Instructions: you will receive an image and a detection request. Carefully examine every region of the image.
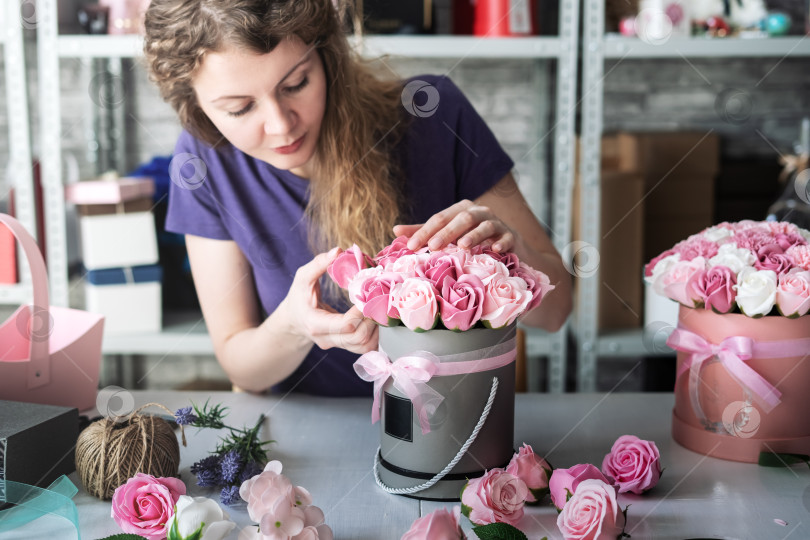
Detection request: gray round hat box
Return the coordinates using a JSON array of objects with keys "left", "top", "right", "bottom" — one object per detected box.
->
[{"left": 375, "top": 324, "right": 516, "bottom": 500}]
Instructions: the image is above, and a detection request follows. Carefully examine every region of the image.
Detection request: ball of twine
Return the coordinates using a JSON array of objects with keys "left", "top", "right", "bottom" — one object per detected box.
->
[{"left": 76, "top": 403, "right": 185, "bottom": 500}]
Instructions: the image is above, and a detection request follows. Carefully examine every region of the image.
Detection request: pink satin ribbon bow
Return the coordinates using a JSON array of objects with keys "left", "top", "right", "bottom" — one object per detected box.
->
[
  {"left": 666, "top": 327, "right": 782, "bottom": 418},
  {"left": 354, "top": 344, "right": 516, "bottom": 435}
]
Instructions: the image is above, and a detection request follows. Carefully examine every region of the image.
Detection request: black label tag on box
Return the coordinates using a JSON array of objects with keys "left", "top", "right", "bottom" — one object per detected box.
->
[{"left": 384, "top": 392, "right": 413, "bottom": 442}]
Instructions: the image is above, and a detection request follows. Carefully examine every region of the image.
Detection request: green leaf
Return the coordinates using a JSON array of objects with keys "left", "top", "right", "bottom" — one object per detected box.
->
[
  {"left": 461, "top": 503, "right": 473, "bottom": 518},
  {"left": 758, "top": 451, "right": 810, "bottom": 469},
  {"left": 97, "top": 535, "right": 148, "bottom": 540},
  {"left": 471, "top": 522, "right": 528, "bottom": 540}
]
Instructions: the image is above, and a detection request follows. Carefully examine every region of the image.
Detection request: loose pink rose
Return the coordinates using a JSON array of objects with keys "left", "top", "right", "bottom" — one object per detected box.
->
[
  {"left": 673, "top": 237, "right": 719, "bottom": 261},
  {"left": 401, "top": 506, "right": 465, "bottom": 540},
  {"left": 348, "top": 269, "right": 403, "bottom": 325},
  {"left": 240, "top": 461, "right": 298, "bottom": 523},
  {"left": 505, "top": 443, "right": 552, "bottom": 503},
  {"left": 660, "top": 257, "right": 706, "bottom": 307},
  {"left": 690, "top": 265, "right": 737, "bottom": 313},
  {"left": 481, "top": 275, "right": 533, "bottom": 329},
  {"left": 549, "top": 464, "right": 613, "bottom": 511},
  {"left": 776, "top": 269, "right": 810, "bottom": 317},
  {"left": 644, "top": 249, "right": 676, "bottom": 277},
  {"left": 423, "top": 251, "right": 463, "bottom": 288},
  {"left": 787, "top": 244, "right": 810, "bottom": 270},
  {"left": 110, "top": 473, "right": 186, "bottom": 539},
  {"left": 462, "top": 254, "right": 510, "bottom": 285},
  {"left": 601, "top": 435, "right": 662, "bottom": 494},
  {"left": 375, "top": 235, "right": 414, "bottom": 269},
  {"left": 438, "top": 274, "right": 485, "bottom": 331},
  {"left": 556, "top": 479, "right": 626, "bottom": 540},
  {"left": 327, "top": 245, "right": 374, "bottom": 288},
  {"left": 389, "top": 277, "right": 439, "bottom": 331},
  {"left": 510, "top": 262, "right": 555, "bottom": 311},
  {"left": 461, "top": 469, "right": 528, "bottom": 527}
]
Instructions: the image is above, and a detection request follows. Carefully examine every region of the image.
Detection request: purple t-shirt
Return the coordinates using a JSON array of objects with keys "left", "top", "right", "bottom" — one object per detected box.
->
[{"left": 166, "top": 75, "right": 514, "bottom": 396}]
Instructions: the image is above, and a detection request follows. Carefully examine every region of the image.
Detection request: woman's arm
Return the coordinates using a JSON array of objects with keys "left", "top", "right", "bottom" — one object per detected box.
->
[
  {"left": 393, "top": 173, "right": 572, "bottom": 331},
  {"left": 186, "top": 235, "right": 378, "bottom": 392}
]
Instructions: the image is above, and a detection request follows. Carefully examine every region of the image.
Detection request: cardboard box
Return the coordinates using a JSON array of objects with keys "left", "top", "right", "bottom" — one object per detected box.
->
[
  {"left": 85, "top": 265, "right": 163, "bottom": 334},
  {"left": 574, "top": 161, "right": 645, "bottom": 330},
  {"left": 65, "top": 176, "right": 154, "bottom": 205},
  {"left": 79, "top": 211, "right": 158, "bottom": 270},
  {"left": 0, "top": 400, "right": 78, "bottom": 492},
  {"left": 75, "top": 196, "right": 153, "bottom": 217}
]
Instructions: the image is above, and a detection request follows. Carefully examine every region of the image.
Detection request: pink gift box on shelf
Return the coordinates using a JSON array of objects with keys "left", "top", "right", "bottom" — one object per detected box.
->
[{"left": 64, "top": 176, "right": 155, "bottom": 205}]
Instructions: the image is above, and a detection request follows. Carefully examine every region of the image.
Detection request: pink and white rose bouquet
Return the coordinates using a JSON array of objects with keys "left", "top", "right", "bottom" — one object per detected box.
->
[
  {"left": 328, "top": 237, "right": 554, "bottom": 331},
  {"left": 645, "top": 221, "right": 810, "bottom": 317}
]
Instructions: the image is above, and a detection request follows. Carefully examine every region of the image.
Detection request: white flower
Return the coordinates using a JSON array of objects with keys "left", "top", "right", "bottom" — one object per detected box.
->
[
  {"left": 735, "top": 267, "right": 777, "bottom": 316},
  {"left": 167, "top": 496, "right": 235, "bottom": 540},
  {"left": 645, "top": 253, "right": 681, "bottom": 294},
  {"left": 388, "top": 253, "right": 430, "bottom": 277},
  {"left": 703, "top": 225, "right": 735, "bottom": 243},
  {"left": 800, "top": 228, "right": 810, "bottom": 243},
  {"left": 708, "top": 243, "right": 756, "bottom": 275}
]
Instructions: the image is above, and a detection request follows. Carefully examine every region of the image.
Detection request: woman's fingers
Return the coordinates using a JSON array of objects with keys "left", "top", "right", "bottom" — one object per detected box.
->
[
  {"left": 393, "top": 223, "right": 423, "bottom": 237},
  {"left": 295, "top": 247, "right": 340, "bottom": 287},
  {"left": 405, "top": 200, "right": 474, "bottom": 250}
]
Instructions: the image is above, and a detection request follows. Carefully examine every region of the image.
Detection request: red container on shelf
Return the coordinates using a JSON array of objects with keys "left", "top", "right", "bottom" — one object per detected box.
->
[{"left": 473, "top": 0, "right": 538, "bottom": 37}]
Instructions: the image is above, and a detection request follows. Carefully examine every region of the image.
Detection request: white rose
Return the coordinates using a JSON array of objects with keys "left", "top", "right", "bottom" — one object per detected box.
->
[
  {"left": 708, "top": 243, "right": 756, "bottom": 275},
  {"left": 645, "top": 253, "right": 681, "bottom": 295},
  {"left": 388, "top": 253, "right": 430, "bottom": 278},
  {"left": 167, "top": 496, "right": 235, "bottom": 540},
  {"left": 735, "top": 267, "right": 777, "bottom": 317},
  {"left": 800, "top": 228, "right": 810, "bottom": 243},
  {"left": 703, "top": 225, "right": 735, "bottom": 243}
]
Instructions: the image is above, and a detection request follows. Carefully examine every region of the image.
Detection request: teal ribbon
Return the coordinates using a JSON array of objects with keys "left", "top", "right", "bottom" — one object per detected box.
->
[{"left": 0, "top": 475, "right": 81, "bottom": 539}]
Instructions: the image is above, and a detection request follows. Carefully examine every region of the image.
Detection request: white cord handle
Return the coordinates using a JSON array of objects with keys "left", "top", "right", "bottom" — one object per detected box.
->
[{"left": 374, "top": 377, "right": 499, "bottom": 495}]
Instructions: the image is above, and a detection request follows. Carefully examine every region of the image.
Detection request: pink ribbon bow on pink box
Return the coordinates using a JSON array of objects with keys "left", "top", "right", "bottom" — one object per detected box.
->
[{"left": 666, "top": 327, "right": 810, "bottom": 424}]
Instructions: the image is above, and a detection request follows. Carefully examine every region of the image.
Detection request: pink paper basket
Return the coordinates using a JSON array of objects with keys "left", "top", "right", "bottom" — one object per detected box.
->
[{"left": 0, "top": 213, "right": 104, "bottom": 411}]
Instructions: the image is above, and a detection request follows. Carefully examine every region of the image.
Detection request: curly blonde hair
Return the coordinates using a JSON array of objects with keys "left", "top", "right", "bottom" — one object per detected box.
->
[{"left": 143, "top": 0, "right": 407, "bottom": 261}]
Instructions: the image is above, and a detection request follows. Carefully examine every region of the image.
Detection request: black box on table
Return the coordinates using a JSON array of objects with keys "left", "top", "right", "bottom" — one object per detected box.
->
[{"left": 0, "top": 400, "right": 78, "bottom": 504}]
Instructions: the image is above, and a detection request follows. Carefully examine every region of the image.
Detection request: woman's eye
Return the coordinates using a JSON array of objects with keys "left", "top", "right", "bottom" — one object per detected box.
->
[
  {"left": 227, "top": 103, "right": 254, "bottom": 118},
  {"left": 284, "top": 76, "right": 309, "bottom": 95}
]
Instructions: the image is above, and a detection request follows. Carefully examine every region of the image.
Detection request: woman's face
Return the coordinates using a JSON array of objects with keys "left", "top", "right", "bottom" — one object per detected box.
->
[{"left": 193, "top": 37, "right": 327, "bottom": 179}]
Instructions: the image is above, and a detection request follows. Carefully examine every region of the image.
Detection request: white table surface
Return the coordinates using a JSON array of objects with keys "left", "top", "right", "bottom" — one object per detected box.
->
[{"left": 5, "top": 391, "right": 809, "bottom": 540}]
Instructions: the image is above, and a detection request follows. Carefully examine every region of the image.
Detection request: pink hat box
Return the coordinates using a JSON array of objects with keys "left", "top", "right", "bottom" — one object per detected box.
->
[{"left": 670, "top": 305, "right": 810, "bottom": 463}]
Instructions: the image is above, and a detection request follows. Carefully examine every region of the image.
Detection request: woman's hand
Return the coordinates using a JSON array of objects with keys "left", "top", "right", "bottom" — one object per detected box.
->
[
  {"left": 282, "top": 248, "right": 378, "bottom": 354},
  {"left": 393, "top": 199, "right": 515, "bottom": 253}
]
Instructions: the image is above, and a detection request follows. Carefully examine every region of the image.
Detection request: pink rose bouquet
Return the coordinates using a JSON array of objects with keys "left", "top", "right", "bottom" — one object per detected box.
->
[
  {"left": 645, "top": 221, "right": 810, "bottom": 317},
  {"left": 601, "top": 435, "right": 662, "bottom": 494},
  {"left": 239, "top": 460, "right": 333, "bottom": 540},
  {"left": 328, "top": 236, "right": 554, "bottom": 331},
  {"left": 110, "top": 473, "right": 186, "bottom": 539}
]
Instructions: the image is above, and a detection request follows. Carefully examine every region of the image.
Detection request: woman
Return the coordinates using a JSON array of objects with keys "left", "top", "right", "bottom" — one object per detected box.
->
[{"left": 143, "top": 0, "right": 572, "bottom": 395}]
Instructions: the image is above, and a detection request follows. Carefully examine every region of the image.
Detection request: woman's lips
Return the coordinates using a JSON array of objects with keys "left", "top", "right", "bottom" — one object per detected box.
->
[{"left": 273, "top": 134, "right": 305, "bottom": 155}]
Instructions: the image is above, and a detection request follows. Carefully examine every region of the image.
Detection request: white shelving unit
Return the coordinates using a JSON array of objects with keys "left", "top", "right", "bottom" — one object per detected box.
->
[
  {"left": 36, "top": 1, "right": 579, "bottom": 392},
  {"left": 577, "top": 5, "right": 810, "bottom": 390},
  {"left": 0, "top": 0, "right": 36, "bottom": 306}
]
